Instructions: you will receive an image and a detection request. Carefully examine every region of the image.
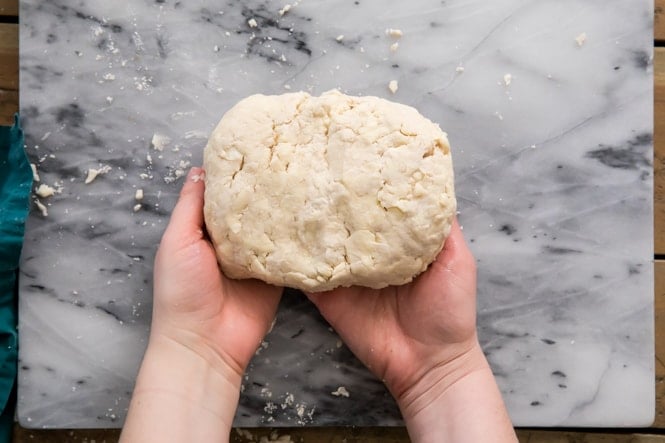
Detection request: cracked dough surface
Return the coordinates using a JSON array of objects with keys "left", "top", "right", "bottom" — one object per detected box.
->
[{"left": 203, "top": 90, "right": 456, "bottom": 292}]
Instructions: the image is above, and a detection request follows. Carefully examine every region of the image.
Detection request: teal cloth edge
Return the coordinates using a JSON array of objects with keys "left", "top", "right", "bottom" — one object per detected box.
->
[{"left": 0, "top": 114, "right": 31, "bottom": 441}]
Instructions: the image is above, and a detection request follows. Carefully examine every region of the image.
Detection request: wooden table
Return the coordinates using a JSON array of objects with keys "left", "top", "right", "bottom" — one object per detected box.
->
[{"left": 1, "top": 0, "right": 663, "bottom": 440}]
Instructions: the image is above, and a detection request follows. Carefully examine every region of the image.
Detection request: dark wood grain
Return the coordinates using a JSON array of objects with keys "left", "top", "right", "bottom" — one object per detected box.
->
[
  {"left": 0, "top": 0, "right": 17, "bottom": 17},
  {"left": 656, "top": 48, "right": 665, "bottom": 254},
  {"left": 0, "top": 23, "right": 18, "bottom": 126},
  {"left": 657, "top": 0, "right": 665, "bottom": 42}
]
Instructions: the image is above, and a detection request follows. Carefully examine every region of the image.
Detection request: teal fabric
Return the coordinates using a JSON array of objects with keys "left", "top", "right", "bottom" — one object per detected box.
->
[{"left": 0, "top": 115, "right": 31, "bottom": 442}]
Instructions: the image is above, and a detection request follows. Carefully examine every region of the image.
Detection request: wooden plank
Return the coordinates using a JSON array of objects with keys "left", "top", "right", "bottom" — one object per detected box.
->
[
  {"left": 11, "top": 426, "right": 665, "bottom": 442},
  {"left": 656, "top": 48, "right": 665, "bottom": 254},
  {"left": 0, "top": 22, "right": 17, "bottom": 126},
  {"left": 0, "top": 0, "right": 17, "bottom": 17},
  {"left": 657, "top": 0, "right": 665, "bottom": 42}
]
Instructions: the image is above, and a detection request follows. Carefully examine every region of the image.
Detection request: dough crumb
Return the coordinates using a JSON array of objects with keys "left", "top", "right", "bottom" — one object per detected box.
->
[
  {"left": 85, "top": 165, "right": 112, "bottom": 184},
  {"left": 388, "top": 79, "right": 399, "bottom": 94},
  {"left": 455, "top": 65, "right": 465, "bottom": 73},
  {"left": 503, "top": 73, "right": 512, "bottom": 86},
  {"left": 35, "top": 199, "right": 48, "bottom": 217},
  {"left": 102, "top": 73, "right": 115, "bottom": 81},
  {"left": 575, "top": 32, "right": 587, "bottom": 47},
  {"left": 35, "top": 184, "right": 56, "bottom": 198},
  {"left": 30, "top": 163, "right": 40, "bottom": 182},
  {"left": 278, "top": 4, "right": 291, "bottom": 16},
  {"left": 151, "top": 133, "right": 171, "bottom": 151},
  {"left": 135, "top": 189, "right": 144, "bottom": 200},
  {"left": 248, "top": 18, "right": 258, "bottom": 28},
  {"left": 191, "top": 172, "right": 205, "bottom": 183},
  {"left": 133, "top": 203, "right": 142, "bottom": 212},
  {"left": 389, "top": 42, "right": 399, "bottom": 52},
  {"left": 331, "top": 386, "right": 350, "bottom": 397},
  {"left": 386, "top": 28, "right": 403, "bottom": 38},
  {"left": 336, "top": 34, "right": 344, "bottom": 42}
]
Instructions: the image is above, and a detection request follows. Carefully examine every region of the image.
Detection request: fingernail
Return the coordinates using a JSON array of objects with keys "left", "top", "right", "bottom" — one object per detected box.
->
[{"left": 188, "top": 167, "right": 205, "bottom": 182}]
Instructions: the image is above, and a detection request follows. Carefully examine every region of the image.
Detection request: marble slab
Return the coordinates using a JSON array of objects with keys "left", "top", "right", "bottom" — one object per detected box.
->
[{"left": 17, "top": 0, "right": 654, "bottom": 428}]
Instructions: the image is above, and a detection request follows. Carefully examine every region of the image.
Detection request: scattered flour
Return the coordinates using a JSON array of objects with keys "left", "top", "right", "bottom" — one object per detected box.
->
[
  {"left": 85, "top": 165, "right": 112, "bottom": 184},
  {"left": 331, "top": 386, "right": 350, "bottom": 398},
  {"left": 35, "top": 184, "right": 56, "bottom": 198}
]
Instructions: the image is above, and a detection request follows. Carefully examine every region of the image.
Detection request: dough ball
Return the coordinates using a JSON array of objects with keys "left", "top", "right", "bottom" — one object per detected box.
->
[{"left": 203, "top": 89, "right": 456, "bottom": 292}]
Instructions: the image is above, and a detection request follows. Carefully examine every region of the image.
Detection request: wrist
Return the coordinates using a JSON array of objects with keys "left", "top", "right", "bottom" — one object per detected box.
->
[
  {"left": 396, "top": 340, "right": 488, "bottom": 421},
  {"left": 127, "top": 334, "right": 242, "bottom": 435},
  {"left": 396, "top": 342, "right": 517, "bottom": 443}
]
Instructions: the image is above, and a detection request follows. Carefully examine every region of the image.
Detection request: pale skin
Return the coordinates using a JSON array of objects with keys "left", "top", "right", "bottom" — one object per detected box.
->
[{"left": 120, "top": 167, "right": 517, "bottom": 443}]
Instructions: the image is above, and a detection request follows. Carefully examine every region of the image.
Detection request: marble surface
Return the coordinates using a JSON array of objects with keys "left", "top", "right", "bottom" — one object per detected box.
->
[{"left": 17, "top": 0, "right": 653, "bottom": 428}]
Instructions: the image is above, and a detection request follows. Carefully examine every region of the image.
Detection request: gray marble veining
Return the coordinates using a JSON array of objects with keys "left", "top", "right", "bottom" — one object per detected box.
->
[{"left": 17, "top": 0, "right": 653, "bottom": 428}]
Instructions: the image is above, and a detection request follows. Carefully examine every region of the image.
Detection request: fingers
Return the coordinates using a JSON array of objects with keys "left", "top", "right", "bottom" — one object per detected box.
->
[
  {"left": 162, "top": 167, "right": 207, "bottom": 248},
  {"left": 437, "top": 218, "right": 475, "bottom": 269}
]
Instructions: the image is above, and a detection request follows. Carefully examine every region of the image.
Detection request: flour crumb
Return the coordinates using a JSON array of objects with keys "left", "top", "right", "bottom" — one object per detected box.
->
[
  {"left": 191, "top": 172, "right": 205, "bottom": 183},
  {"left": 278, "top": 4, "right": 292, "bottom": 16},
  {"left": 331, "top": 386, "right": 350, "bottom": 397},
  {"left": 30, "top": 163, "right": 40, "bottom": 182},
  {"left": 151, "top": 133, "right": 171, "bottom": 151},
  {"left": 102, "top": 73, "right": 116, "bottom": 81},
  {"left": 248, "top": 18, "right": 258, "bottom": 28},
  {"left": 106, "top": 96, "right": 114, "bottom": 104},
  {"left": 575, "top": 32, "right": 587, "bottom": 47},
  {"left": 388, "top": 79, "right": 399, "bottom": 94},
  {"left": 135, "top": 189, "right": 144, "bottom": 200},
  {"left": 389, "top": 42, "right": 399, "bottom": 52},
  {"left": 503, "top": 73, "right": 512, "bottom": 86},
  {"left": 85, "top": 165, "right": 112, "bottom": 184},
  {"left": 336, "top": 34, "right": 344, "bottom": 42},
  {"left": 35, "top": 184, "right": 56, "bottom": 198},
  {"left": 455, "top": 65, "right": 465, "bottom": 73},
  {"left": 35, "top": 199, "right": 48, "bottom": 217},
  {"left": 133, "top": 204, "right": 142, "bottom": 212},
  {"left": 386, "top": 28, "right": 403, "bottom": 39}
]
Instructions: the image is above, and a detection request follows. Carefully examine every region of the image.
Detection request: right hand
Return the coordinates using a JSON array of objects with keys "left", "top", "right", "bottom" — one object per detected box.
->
[{"left": 306, "top": 219, "right": 485, "bottom": 415}]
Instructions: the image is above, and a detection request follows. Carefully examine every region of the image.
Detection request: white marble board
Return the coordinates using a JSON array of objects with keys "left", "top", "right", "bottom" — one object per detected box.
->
[{"left": 17, "top": 0, "right": 654, "bottom": 428}]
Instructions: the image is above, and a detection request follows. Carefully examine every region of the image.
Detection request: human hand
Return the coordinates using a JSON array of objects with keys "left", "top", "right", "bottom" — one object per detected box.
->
[
  {"left": 151, "top": 166, "right": 283, "bottom": 378},
  {"left": 122, "top": 167, "right": 283, "bottom": 443},
  {"left": 307, "top": 220, "right": 516, "bottom": 441},
  {"left": 306, "top": 220, "right": 479, "bottom": 403}
]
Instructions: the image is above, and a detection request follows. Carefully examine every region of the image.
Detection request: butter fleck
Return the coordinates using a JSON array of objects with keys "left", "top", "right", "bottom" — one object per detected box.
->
[
  {"left": 386, "top": 28, "right": 403, "bottom": 38},
  {"left": 30, "top": 163, "right": 40, "bottom": 182},
  {"left": 35, "top": 184, "right": 56, "bottom": 198},
  {"left": 85, "top": 165, "right": 112, "bottom": 184},
  {"left": 278, "top": 4, "right": 292, "bottom": 16},
  {"left": 35, "top": 199, "right": 48, "bottom": 217},
  {"left": 331, "top": 386, "right": 350, "bottom": 398},
  {"left": 151, "top": 133, "right": 171, "bottom": 151},
  {"left": 575, "top": 32, "right": 587, "bottom": 47}
]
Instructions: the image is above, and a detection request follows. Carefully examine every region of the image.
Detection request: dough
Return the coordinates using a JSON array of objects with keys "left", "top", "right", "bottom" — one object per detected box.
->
[{"left": 203, "top": 89, "right": 456, "bottom": 292}]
